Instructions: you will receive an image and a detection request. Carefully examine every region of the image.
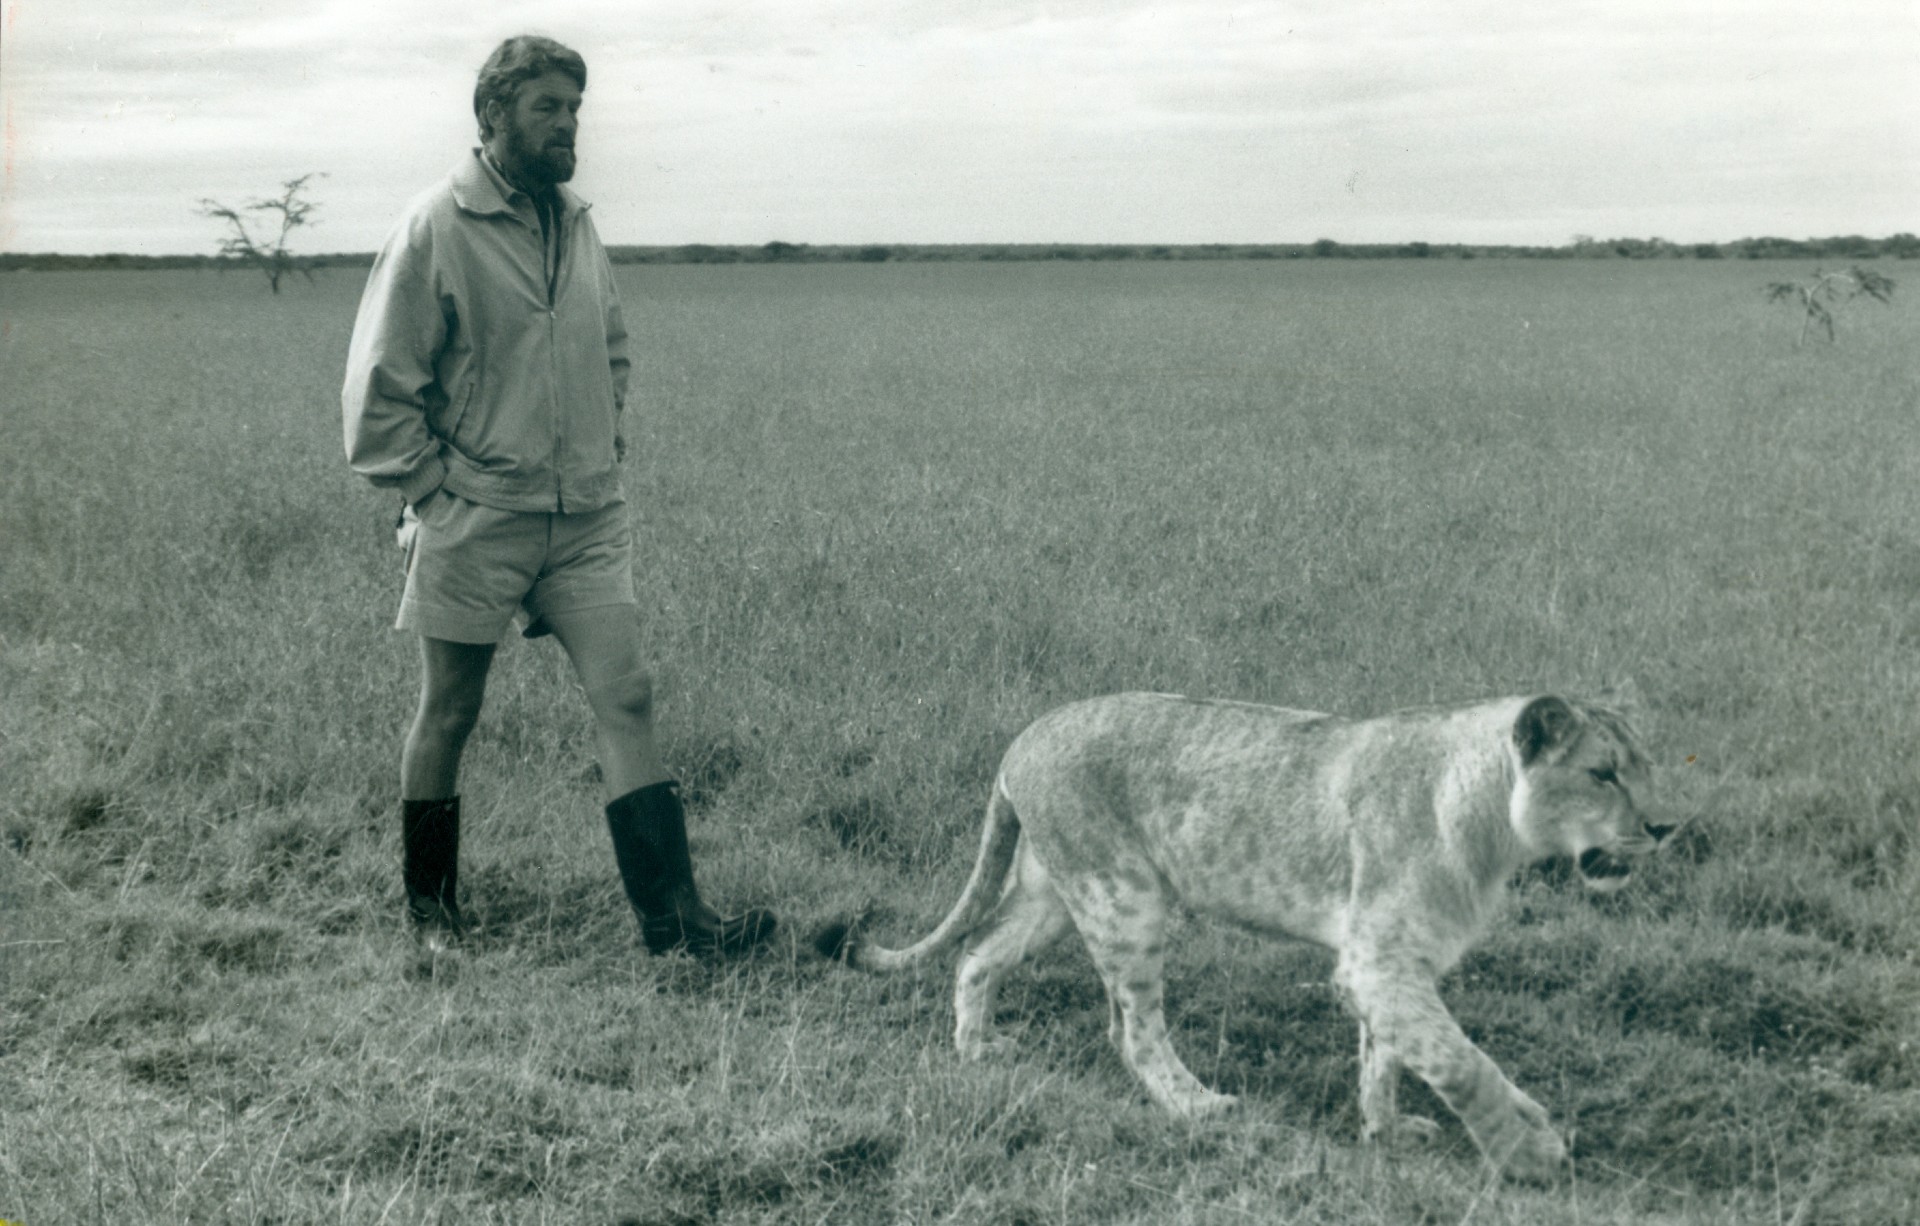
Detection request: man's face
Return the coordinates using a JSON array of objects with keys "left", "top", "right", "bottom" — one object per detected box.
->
[{"left": 492, "top": 70, "right": 582, "bottom": 188}]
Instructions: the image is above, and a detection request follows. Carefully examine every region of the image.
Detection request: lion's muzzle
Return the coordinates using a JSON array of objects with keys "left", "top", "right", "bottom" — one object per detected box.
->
[
  {"left": 1576, "top": 847, "right": 1633, "bottom": 889},
  {"left": 1576, "top": 822, "right": 1677, "bottom": 890}
]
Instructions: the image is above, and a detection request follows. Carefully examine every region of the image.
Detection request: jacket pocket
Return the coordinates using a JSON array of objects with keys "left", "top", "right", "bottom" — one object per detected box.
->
[{"left": 445, "top": 378, "right": 478, "bottom": 444}]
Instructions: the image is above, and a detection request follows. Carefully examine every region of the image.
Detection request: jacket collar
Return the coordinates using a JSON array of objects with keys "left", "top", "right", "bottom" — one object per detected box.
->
[{"left": 450, "top": 148, "right": 589, "bottom": 221}]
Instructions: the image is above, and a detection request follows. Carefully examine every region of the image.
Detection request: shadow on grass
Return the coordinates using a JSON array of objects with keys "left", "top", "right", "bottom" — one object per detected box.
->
[{"left": 632, "top": 1132, "right": 903, "bottom": 1223}]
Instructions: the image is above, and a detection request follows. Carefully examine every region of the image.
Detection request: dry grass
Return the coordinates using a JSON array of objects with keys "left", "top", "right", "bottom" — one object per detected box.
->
[{"left": 2, "top": 258, "right": 1917, "bottom": 1224}]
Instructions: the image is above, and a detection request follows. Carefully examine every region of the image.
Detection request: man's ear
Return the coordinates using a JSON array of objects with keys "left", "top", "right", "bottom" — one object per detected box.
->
[
  {"left": 481, "top": 97, "right": 508, "bottom": 140},
  {"left": 1514, "top": 696, "right": 1578, "bottom": 766}
]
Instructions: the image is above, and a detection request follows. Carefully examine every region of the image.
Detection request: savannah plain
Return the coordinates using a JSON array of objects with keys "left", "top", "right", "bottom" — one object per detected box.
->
[{"left": 2, "top": 257, "right": 1917, "bottom": 1224}]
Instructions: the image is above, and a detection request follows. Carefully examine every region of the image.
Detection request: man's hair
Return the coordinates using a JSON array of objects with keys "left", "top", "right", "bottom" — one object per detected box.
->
[{"left": 473, "top": 36, "right": 587, "bottom": 140}]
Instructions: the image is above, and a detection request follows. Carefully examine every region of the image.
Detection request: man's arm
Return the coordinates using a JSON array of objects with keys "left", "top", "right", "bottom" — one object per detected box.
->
[
  {"left": 342, "top": 218, "right": 452, "bottom": 506},
  {"left": 603, "top": 250, "right": 632, "bottom": 462}
]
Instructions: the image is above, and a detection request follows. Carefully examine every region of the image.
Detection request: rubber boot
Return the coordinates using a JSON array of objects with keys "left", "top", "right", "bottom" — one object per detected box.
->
[
  {"left": 402, "top": 796, "right": 463, "bottom": 951},
  {"left": 605, "top": 781, "right": 776, "bottom": 957}
]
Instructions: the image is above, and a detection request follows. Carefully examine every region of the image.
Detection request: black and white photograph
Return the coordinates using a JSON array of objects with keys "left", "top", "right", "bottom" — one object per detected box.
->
[{"left": 1, "top": 2, "right": 1915, "bottom": 1221}]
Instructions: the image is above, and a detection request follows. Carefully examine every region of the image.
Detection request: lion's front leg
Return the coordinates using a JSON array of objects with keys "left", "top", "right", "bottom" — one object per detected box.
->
[
  {"left": 1357, "top": 1020, "right": 1439, "bottom": 1147},
  {"left": 1337, "top": 953, "right": 1566, "bottom": 1183}
]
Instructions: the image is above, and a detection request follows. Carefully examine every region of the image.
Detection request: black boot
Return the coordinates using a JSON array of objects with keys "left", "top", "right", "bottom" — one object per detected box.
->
[
  {"left": 402, "top": 796, "right": 463, "bottom": 950},
  {"left": 605, "top": 781, "right": 776, "bottom": 957}
]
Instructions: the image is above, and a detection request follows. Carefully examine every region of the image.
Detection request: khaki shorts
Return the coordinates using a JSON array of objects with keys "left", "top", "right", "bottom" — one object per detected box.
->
[{"left": 396, "top": 489, "right": 638, "bottom": 644}]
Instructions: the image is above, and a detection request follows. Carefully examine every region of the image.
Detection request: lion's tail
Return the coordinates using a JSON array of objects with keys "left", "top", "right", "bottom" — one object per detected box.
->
[{"left": 813, "top": 777, "right": 1022, "bottom": 973}]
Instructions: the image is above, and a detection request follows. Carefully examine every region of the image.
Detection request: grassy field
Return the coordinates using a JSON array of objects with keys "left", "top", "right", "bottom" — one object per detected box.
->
[{"left": 2, "top": 257, "right": 1918, "bottom": 1224}]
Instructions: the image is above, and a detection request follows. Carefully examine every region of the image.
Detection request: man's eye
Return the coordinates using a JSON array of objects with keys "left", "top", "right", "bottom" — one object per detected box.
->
[{"left": 1590, "top": 766, "right": 1618, "bottom": 785}]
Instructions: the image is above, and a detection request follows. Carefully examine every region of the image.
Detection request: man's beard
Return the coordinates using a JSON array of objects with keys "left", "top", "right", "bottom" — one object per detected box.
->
[{"left": 501, "top": 121, "right": 576, "bottom": 189}]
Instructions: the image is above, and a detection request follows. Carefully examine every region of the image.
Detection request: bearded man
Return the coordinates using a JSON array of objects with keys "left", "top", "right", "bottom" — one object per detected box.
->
[{"left": 342, "top": 35, "right": 776, "bottom": 961}]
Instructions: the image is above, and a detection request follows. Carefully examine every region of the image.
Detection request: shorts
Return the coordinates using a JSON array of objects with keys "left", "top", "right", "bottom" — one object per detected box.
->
[{"left": 395, "top": 488, "right": 638, "bottom": 644}]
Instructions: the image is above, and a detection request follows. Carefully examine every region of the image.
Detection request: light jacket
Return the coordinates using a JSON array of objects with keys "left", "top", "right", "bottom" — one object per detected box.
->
[{"left": 342, "top": 151, "right": 631, "bottom": 513}]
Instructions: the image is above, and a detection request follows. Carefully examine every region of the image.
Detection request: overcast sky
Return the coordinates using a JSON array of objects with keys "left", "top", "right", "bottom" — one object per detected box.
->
[{"left": 2, "top": 0, "right": 1914, "bottom": 255}]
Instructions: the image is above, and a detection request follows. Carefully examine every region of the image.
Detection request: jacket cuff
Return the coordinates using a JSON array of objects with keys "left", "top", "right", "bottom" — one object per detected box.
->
[{"left": 395, "top": 453, "right": 449, "bottom": 507}]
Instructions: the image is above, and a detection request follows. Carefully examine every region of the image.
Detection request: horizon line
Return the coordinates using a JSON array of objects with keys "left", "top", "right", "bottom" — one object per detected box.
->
[{"left": 6, "top": 232, "right": 1918, "bottom": 262}]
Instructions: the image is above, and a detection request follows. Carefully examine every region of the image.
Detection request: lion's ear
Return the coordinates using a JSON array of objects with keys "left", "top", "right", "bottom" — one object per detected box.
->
[
  {"left": 1514, "top": 696, "right": 1578, "bottom": 765},
  {"left": 1593, "top": 678, "right": 1644, "bottom": 714}
]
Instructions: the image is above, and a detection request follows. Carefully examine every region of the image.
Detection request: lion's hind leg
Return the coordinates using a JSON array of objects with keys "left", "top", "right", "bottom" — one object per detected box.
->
[
  {"left": 1057, "top": 867, "right": 1237, "bottom": 1120},
  {"left": 953, "top": 837, "right": 1073, "bottom": 1060}
]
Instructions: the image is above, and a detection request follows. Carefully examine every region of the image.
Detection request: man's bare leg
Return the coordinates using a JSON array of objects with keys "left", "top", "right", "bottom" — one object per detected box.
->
[
  {"left": 542, "top": 605, "right": 774, "bottom": 956},
  {"left": 399, "top": 636, "right": 495, "bottom": 949},
  {"left": 403, "top": 637, "right": 496, "bottom": 799},
  {"left": 538, "top": 605, "right": 662, "bottom": 801}
]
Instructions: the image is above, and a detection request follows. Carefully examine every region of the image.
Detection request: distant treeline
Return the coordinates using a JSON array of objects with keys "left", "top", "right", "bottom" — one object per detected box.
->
[
  {"left": 4, "top": 233, "right": 1916, "bottom": 272},
  {"left": 0, "top": 252, "right": 379, "bottom": 273},
  {"left": 614, "top": 234, "right": 1920, "bottom": 264}
]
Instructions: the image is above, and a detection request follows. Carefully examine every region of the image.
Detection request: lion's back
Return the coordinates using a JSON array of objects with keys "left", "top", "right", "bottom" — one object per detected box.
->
[
  {"left": 994, "top": 692, "right": 1359, "bottom": 939},
  {"left": 1012, "top": 684, "right": 1334, "bottom": 751}
]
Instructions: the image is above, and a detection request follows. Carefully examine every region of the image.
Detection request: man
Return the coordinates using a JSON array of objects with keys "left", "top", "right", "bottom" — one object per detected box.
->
[{"left": 342, "top": 35, "right": 775, "bottom": 960}]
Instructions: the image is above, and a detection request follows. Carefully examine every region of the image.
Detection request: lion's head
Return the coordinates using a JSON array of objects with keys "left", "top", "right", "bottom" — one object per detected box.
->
[{"left": 1508, "top": 695, "right": 1677, "bottom": 892}]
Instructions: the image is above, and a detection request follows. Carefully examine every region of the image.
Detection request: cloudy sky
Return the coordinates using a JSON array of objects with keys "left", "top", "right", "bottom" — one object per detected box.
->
[{"left": 1, "top": 0, "right": 1914, "bottom": 255}]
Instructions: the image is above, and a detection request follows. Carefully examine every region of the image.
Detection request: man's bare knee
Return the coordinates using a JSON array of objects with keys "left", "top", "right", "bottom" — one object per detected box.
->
[
  {"left": 415, "top": 691, "right": 484, "bottom": 745},
  {"left": 586, "top": 668, "right": 654, "bottom": 726},
  {"left": 418, "top": 640, "right": 494, "bottom": 726}
]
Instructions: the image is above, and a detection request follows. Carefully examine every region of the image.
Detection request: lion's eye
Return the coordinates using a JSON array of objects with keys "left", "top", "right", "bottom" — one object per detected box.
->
[{"left": 1590, "top": 766, "right": 1618, "bottom": 785}]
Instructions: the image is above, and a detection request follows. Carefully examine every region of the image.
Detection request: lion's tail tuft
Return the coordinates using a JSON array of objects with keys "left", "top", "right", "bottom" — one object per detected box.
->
[
  {"left": 810, "top": 917, "right": 861, "bottom": 964},
  {"left": 817, "top": 777, "right": 1022, "bottom": 975}
]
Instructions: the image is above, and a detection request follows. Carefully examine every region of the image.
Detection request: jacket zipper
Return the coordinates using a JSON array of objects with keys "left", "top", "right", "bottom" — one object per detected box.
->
[{"left": 546, "top": 206, "right": 565, "bottom": 510}]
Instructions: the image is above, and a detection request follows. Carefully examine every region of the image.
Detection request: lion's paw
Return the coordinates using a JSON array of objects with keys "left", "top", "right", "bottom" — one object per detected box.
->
[
  {"left": 1372, "top": 1114, "right": 1442, "bottom": 1147},
  {"left": 1496, "top": 1126, "right": 1569, "bottom": 1185},
  {"left": 1178, "top": 1091, "right": 1241, "bottom": 1120},
  {"left": 958, "top": 1035, "right": 1020, "bottom": 1062}
]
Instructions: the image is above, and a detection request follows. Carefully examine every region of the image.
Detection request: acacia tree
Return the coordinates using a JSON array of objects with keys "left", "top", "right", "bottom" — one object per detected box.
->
[
  {"left": 198, "top": 173, "right": 324, "bottom": 293},
  {"left": 1766, "top": 265, "right": 1896, "bottom": 345}
]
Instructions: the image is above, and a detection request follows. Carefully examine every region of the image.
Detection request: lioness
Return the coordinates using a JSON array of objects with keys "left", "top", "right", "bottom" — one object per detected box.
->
[{"left": 818, "top": 691, "right": 1675, "bottom": 1183}]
